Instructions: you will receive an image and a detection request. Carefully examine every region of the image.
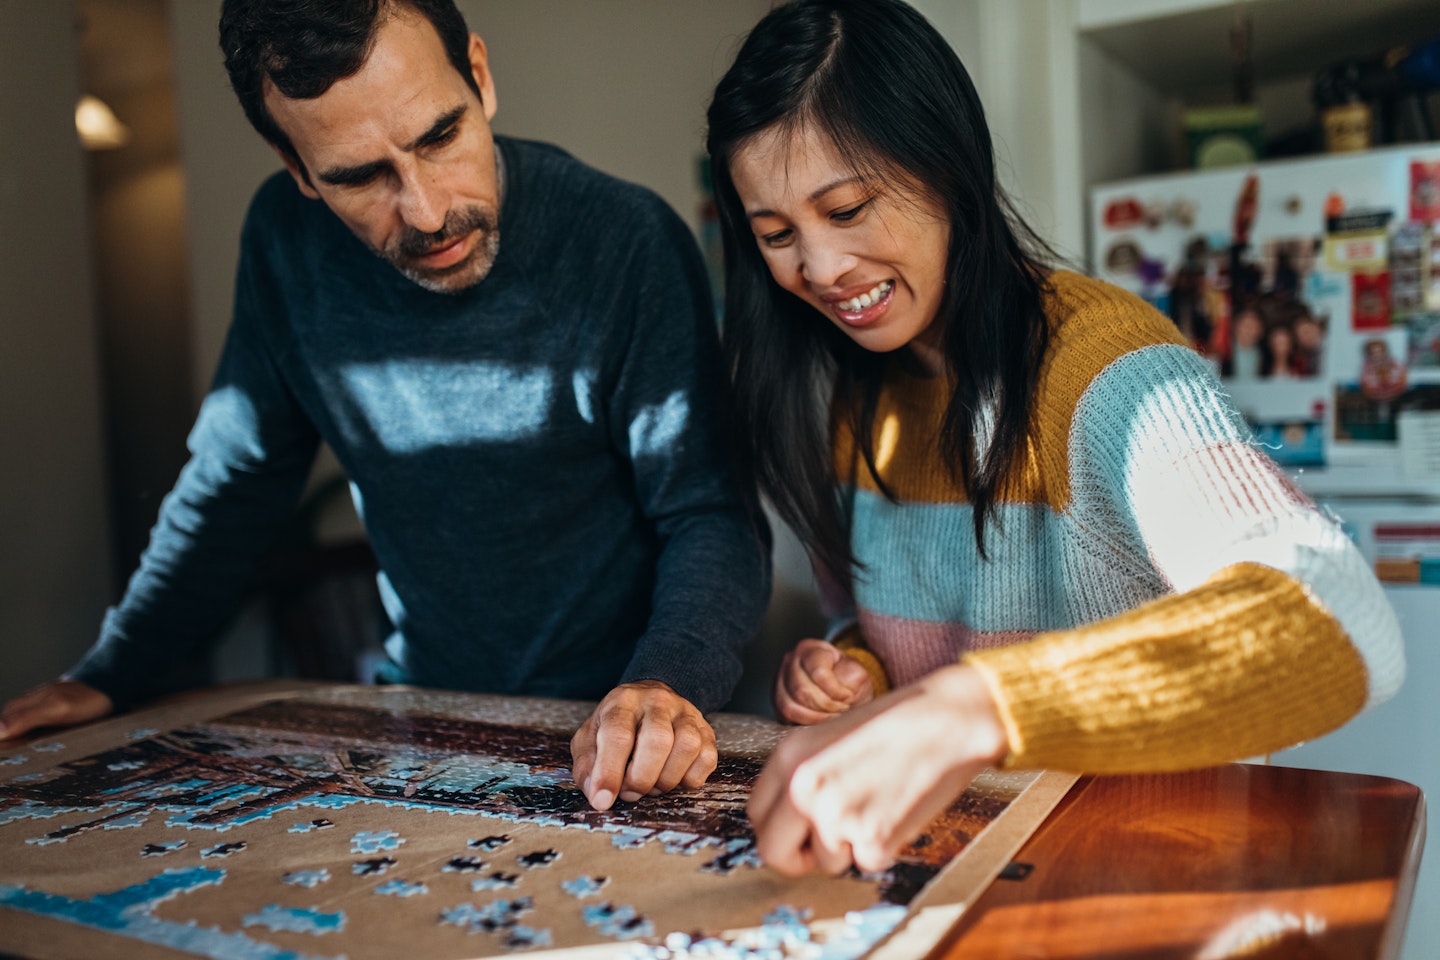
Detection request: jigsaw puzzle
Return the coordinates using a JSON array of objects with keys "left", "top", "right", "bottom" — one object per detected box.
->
[{"left": 0, "top": 684, "right": 1075, "bottom": 959}]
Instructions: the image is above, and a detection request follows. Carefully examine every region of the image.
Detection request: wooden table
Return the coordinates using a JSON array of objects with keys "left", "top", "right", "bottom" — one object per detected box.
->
[
  {"left": 0, "top": 687, "right": 1424, "bottom": 960},
  {"left": 939, "top": 763, "right": 1426, "bottom": 960}
]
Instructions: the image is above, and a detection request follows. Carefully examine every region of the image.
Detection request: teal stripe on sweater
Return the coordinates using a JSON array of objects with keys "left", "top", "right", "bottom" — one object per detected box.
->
[
  {"left": 850, "top": 490, "right": 1076, "bottom": 629},
  {"left": 849, "top": 343, "right": 1242, "bottom": 631}
]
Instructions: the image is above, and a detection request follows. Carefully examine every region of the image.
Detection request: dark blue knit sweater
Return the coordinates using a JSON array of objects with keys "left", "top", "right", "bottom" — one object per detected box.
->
[{"left": 71, "top": 137, "right": 770, "bottom": 713}]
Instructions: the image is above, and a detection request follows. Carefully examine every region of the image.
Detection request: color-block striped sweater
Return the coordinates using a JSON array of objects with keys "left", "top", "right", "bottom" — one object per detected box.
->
[{"left": 829, "top": 270, "right": 1404, "bottom": 773}]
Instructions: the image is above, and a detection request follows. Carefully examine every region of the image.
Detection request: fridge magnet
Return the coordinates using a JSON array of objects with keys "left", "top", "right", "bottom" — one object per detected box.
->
[
  {"left": 1391, "top": 222, "right": 1427, "bottom": 315},
  {"left": 1351, "top": 271, "right": 1392, "bottom": 330},
  {"left": 1334, "top": 329, "right": 1413, "bottom": 444},
  {"left": 1102, "top": 197, "right": 1144, "bottom": 230},
  {"left": 1249, "top": 418, "right": 1325, "bottom": 467},
  {"left": 1103, "top": 238, "right": 1143, "bottom": 275},
  {"left": 1428, "top": 229, "right": 1440, "bottom": 310},
  {"left": 1360, "top": 333, "right": 1408, "bottom": 401},
  {"left": 1168, "top": 198, "right": 1196, "bottom": 228},
  {"left": 1411, "top": 160, "right": 1440, "bottom": 223},
  {"left": 1323, "top": 209, "right": 1391, "bottom": 272},
  {"left": 1143, "top": 200, "right": 1165, "bottom": 229},
  {"left": 1406, "top": 313, "right": 1440, "bottom": 369}
]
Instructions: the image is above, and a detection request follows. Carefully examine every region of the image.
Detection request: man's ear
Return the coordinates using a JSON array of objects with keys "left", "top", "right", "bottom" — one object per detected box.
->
[
  {"left": 272, "top": 144, "right": 321, "bottom": 200},
  {"left": 468, "top": 33, "right": 498, "bottom": 122}
]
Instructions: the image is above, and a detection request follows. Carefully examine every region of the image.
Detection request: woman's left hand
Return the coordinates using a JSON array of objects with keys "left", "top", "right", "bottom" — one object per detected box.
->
[{"left": 746, "top": 663, "right": 1011, "bottom": 876}]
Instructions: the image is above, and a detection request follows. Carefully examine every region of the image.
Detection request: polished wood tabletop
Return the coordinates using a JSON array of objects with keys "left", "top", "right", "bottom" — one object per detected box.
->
[{"left": 938, "top": 763, "right": 1426, "bottom": 960}]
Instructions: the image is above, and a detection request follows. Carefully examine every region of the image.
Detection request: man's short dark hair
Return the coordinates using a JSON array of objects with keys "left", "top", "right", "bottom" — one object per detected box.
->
[{"left": 219, "top": 0, "right": 481, "bottom": 175}]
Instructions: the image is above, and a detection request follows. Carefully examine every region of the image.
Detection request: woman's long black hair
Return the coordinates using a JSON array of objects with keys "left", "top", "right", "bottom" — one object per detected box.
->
[{"left": 706, "top": 0, "right": 1055, "bottom": 579}]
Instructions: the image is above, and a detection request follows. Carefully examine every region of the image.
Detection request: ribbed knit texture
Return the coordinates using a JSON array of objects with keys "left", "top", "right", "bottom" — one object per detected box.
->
[{"left": 830, "top": 271, "right": 1403, "bottom": 772}]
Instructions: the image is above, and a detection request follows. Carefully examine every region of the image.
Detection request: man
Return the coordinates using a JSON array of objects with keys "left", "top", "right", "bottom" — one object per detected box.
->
[{"left": 0, "top": 0, "right": 770, "bottom": 812}]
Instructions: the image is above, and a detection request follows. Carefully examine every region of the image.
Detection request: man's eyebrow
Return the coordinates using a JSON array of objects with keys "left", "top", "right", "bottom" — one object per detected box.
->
[
  {"left": 745, "top": 176, "right": 864, "bottom": 220},
  {"left": 318, "top": 158, "right": 388, "bottom": 187},
  {"left": 405, "top": 104, "right": 466, "bottom": 151},
  {"left": 317, "top": 105, "right": 468, "bottom": 187}
]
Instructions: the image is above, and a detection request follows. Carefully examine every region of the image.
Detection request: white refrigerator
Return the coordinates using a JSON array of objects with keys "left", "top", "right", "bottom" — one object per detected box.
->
[{"left": 1092, "top": 144, "right": 1440, "bottom": 960}]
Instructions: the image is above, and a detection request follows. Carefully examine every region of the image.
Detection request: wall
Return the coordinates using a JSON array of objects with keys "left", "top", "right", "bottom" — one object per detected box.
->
[
  {"left": 0, "top": 1, "right": 115, "bottom": 701},
  {"left": 80, "top": 0, "right": 197, "bottom": 579}
]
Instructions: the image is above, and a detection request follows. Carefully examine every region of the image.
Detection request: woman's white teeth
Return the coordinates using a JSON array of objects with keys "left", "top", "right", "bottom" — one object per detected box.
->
[{"left": 840, "top": 280, "right": 892, "bottom": 312}]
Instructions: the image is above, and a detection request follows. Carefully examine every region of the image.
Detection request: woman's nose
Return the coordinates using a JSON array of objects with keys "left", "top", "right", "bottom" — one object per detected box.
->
[{"left": 799, "top": 239, "right": 858, "bottom": 287}]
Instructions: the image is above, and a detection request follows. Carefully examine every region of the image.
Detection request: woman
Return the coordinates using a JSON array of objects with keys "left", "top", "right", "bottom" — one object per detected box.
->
[{"left": 706, "top": 0, "right": 1403, "bottom": 877}]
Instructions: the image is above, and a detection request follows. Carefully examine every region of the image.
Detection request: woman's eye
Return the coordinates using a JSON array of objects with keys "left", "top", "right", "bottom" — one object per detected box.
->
[
  {"left": 832, "top": 201, "right": 869, "bottom": 222},
  {"left": 760, "top": 229, "right": 793, "bottom": 247}
]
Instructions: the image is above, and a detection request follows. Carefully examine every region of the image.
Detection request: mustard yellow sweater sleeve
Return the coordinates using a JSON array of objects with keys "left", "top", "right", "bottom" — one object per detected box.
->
[{"left": 965, "top": 562, "right": 1367, "bottom": 772}]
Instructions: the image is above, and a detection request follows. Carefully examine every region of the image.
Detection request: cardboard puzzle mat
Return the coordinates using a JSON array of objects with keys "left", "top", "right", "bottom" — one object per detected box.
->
[{"left": 0, "top": 684, "right": 1076, "bottom": 959}]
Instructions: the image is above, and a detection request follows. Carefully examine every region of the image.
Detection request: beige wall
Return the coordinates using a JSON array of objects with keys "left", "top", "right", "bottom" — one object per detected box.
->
[{"left": 0, "top": 2, "right": 115, "bottom": 701}]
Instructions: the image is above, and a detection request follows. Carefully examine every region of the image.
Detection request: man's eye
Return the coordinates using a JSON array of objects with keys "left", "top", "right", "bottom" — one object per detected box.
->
[{"left": 421, "top": 126, "right": 461, "bottom": 151}]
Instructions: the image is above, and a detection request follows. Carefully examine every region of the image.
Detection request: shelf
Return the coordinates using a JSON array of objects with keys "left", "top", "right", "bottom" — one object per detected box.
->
[{"left": 1079, "top": 0, "right": 1440, "bottom": 99}]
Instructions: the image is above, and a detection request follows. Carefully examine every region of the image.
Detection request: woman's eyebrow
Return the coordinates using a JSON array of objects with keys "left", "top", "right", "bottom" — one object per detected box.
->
[{"left": 746, "top": 176, "right": 865, "bottom": 220}]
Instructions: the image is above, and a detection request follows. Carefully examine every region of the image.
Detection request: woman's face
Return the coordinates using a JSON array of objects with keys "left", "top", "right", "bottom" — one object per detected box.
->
[
  {"left": 1235, "top": 310, "right": 1263, "bottom": 348},
  {"left": 727, "top": 122, "right": 951, "bottom": 366}
]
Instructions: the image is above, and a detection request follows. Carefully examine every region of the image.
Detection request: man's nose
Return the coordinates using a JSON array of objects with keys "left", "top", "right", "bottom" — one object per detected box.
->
[{"left": 398, "top": 173, "right": 448, "bottom": 235}]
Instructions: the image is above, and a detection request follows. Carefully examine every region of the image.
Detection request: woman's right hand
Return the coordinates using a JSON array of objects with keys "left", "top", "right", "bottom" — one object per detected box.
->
[
  {"left": 749, "top": 663, "right": 1009, "bottom": 876},
  {"left": 0, "top": 680, "right": 113, "bottom": 740},
  {"left": 774, "top": 638, "right": 874, "bottom": 724}
]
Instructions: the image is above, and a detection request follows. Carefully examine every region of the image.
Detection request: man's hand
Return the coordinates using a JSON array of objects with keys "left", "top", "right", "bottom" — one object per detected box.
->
[
  {"left": 0, "top": 680, "right": 113, "bottom": 741},
  {"left": 774, "top": 638, "right": 874, "bottom": 725},
  {"left": 747, "top": 663, "right": 1009, "bottom": 877},
  {"left": 570, "top": 680, "right": 717, "bottom": 811}
]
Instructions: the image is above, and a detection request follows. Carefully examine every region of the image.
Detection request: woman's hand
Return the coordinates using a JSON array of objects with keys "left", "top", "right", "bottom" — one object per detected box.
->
[
  {"left": 748, "top": 663, "right": 1009, "bottom": 876},
  {"left": 774, "top": 638, "right": 875, "bottom": 724}
]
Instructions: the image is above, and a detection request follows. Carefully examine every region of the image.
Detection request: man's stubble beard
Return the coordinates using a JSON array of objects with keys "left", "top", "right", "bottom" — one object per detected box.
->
[{"left": 381, "top": 204, "right": 501, "bottom": 294}]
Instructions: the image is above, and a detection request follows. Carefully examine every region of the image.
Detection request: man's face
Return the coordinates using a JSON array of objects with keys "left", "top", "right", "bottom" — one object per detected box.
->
[{"left": 265, "top": 11, "right": 502, "bottom": 293}]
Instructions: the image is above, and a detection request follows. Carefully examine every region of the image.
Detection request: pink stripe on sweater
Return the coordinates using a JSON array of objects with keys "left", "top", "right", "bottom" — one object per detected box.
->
[{"left": 857, "top": 610, "right": 1034, "bottom": 687}]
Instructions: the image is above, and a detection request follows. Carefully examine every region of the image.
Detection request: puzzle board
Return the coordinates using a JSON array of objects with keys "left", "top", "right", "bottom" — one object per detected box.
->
[{"left": 0, "top": 683, "right": 1076, "bottom": 960}]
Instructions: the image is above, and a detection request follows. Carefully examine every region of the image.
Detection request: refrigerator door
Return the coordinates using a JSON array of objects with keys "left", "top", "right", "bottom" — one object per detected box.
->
[
  {"left": 1090, "top": 144, "right": 1440, "bottom": 491},
  {"left": 1093, "top": 151, "right": 1440, "bottom": 960}
]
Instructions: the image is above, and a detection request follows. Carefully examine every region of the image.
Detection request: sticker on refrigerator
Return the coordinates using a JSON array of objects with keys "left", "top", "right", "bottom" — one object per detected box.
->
[
  {"left": 1411, "top": 160, "right": 1440, "bottom": 223},
  {"left": 1324, "top": 209, "right": 1392, "bottom": 272},
  {"left": 1351, "top": 271, "right": 1392, "bottom": 330}
]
